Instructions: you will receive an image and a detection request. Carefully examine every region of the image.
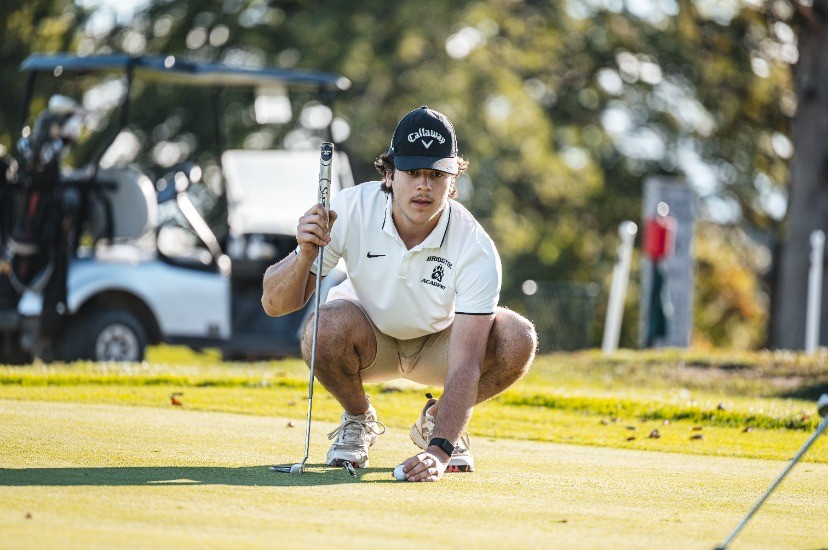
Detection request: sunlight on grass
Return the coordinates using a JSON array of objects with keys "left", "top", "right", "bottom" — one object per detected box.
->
[{"left": 1, "top": 346, "right": 826, "bottom": 462}]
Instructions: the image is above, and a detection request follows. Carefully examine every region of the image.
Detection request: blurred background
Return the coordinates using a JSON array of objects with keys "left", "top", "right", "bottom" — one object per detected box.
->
[{"left": 1, "top": 0, "right": 825, "bottom": 352}]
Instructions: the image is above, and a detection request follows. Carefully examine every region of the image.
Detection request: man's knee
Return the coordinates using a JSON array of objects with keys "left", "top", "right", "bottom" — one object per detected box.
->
[
  {"left": 488, "top": 307, "right": 537, "bottom": 373},
  {"left": 300, "top": 300, "right": 376, "bottom": 368}
]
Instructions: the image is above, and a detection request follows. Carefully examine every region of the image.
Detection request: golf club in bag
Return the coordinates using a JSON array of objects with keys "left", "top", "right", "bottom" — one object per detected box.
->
[
  {"left": 714, "top": 393, "right": 828, "bottom": 549},
  {"left": 1, "top": 96, "right": 86, "bottom": 342},
  {"left": 271, "top": 142, "right": 334, "bottom": 476}
]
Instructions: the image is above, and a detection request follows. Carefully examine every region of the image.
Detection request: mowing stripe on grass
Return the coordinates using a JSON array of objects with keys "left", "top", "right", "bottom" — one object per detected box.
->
[{"left": 2, "top": 399, "right": 827, "bottom": 549}]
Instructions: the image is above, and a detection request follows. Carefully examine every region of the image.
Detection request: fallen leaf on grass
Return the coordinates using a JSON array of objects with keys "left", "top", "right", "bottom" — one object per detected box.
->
[
  {"left": 648, "top": 430, "right": 661, "bottom": 439},
  {"left": 690, "top": 434, "right": 704, "bottom": 441},
  {"left": 170, "top": 393, "right": 183, "bottom": 406}
]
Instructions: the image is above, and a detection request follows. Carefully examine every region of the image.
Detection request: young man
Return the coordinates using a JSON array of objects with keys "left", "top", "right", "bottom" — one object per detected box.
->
[{"left": 262, "top": 106, "right": 536, "bottom": 482}]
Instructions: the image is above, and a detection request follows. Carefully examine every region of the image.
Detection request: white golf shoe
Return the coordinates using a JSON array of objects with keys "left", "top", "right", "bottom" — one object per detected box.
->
[
  {"left": 326, "top": 401, "right": 386, "bottom": 468},
  {"left": 409, "top": 393, "right": 474, "bottom": 472}
]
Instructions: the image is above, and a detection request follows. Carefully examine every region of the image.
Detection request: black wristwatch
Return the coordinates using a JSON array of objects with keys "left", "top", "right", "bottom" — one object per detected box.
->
[{"left": 428, "top": 437, "right": 455, "bottom": 457}]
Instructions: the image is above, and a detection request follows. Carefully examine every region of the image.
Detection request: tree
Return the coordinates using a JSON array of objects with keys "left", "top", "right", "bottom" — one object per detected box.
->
[
  {"left": 1, "top": 0, "right": 806, "bottom": 350},
  {"left": 0, "top": 2, "right": 92, "bottom": 149},
  {"left": 772, "top": 0, "right": 828, "bottom": 349}
]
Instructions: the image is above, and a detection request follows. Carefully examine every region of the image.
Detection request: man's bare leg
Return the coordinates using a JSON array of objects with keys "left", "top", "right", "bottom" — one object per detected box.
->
[
  {"left": 476, "top": 307, "right": 537, "bottom": 403},
  {"left": 426, "top": 307, "right": 537, "bottom": 416},
  {"left": 300, "top": 299, "right": 377, "bottom": 415}
]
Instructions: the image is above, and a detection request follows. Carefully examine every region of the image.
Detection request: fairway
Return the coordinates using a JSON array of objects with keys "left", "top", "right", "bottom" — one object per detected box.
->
[{"left": 1, "top": 399, "right": 826, "bottom": 549}]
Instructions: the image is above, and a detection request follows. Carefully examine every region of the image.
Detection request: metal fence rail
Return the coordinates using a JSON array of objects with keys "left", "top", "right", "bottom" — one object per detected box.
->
[{"left": 522, "top": 281, "right": 600, "bottom": 352}]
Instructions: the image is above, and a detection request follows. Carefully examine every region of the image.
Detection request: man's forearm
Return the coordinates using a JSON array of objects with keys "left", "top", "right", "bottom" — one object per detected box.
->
[
  {"left": 261, "top": 250, "right": 317, "bottom": 316},
  {"left": 429, "top": 363, "right": 480, "bottom": 459},
  {"left": 426, "top": 313, "right": 493, "bottom": 461}
]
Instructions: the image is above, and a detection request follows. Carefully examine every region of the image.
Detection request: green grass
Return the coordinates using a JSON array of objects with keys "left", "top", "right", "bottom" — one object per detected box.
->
[
  {"left": 1, "top": 346, "right": 827, "bottom": 548},
  {"left": 1, "top": 347, "right": 826, "bottom": 461},
  {"left": 2, "top": 399, "right": 827, "bottom": 549}
]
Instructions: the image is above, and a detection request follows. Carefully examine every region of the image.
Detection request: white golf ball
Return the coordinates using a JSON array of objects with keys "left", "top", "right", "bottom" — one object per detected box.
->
[{"left": 393, "top": 464, "right": 406, "bottom": 481}]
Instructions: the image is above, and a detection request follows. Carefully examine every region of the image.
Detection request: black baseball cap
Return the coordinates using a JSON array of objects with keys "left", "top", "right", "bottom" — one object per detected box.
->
[{"left": 387, "top": 106, "right": 459, "bottom": 175}]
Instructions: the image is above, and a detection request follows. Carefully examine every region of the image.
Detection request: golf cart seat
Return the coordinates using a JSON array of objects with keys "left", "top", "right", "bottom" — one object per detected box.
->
[
  {"left": 221, "top": 149, "right": 350, "bottom": 239},
  {"left": 221, "top": 149, "right": 352, "bottom": 277},
  {"left": 85, "top": 167, "right": 159, "bottom": 242}
]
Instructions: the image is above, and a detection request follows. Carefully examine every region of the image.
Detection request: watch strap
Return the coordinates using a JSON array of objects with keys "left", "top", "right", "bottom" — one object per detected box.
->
[{"left": 428, "top": 437, "right": 454, "bottom": 457}]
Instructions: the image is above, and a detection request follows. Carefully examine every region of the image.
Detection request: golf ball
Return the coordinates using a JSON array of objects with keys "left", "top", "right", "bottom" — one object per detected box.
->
[{"left": 393, "top": 464, "right": 406, "bottom": 481}]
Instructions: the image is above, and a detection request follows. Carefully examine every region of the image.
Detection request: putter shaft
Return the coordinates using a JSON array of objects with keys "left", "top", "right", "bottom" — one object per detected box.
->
[
  {"left": 299, "top": 244, "right": 324, "bottom": 467},
  {"left": 272, "top": 143, "right": 333, "bottom": 475},
  {"left": 716, "top": 414, "right": 828, "bottom": 549}
]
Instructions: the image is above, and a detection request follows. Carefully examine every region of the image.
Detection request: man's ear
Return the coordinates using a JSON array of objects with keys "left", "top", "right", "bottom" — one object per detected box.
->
[{"left": 385, "top": 169, "right": 394, "bottom": 187}]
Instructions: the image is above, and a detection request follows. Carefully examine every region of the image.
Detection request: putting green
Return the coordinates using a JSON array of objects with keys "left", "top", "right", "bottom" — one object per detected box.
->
[{"left": 1, "top": 399, "right": 826, "bottom": 549}]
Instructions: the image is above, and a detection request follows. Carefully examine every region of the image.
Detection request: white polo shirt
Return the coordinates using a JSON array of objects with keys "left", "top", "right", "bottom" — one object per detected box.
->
[{"left": 309, "top": 181, "right": 501, "bottom": 340}]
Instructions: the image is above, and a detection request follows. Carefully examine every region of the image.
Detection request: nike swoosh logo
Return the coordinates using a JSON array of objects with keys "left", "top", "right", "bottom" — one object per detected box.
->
[{"left": 367, "top": 252, "right": 386, "bottom": 258}]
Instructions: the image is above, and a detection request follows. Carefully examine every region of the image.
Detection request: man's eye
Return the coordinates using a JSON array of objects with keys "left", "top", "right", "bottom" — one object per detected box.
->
[
  {"left": 433, "top": 171, "right": 445, "bottom": 178},
  {"left": 407, "top": 170, "right": 419, "bottom": 176}
]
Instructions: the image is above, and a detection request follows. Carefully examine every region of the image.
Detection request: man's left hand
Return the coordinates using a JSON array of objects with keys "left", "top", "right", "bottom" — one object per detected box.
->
[{"left": 396, "top": 451, "right": 448, "bottom": 482}]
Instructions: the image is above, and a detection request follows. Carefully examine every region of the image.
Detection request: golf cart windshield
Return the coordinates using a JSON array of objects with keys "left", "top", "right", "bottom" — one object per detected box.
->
[
  {"left": 18, "top": 53, "right": 350, "bottom": 167},
  {"left": 17, "top": 52, "right": 351, "bottom": 247}
]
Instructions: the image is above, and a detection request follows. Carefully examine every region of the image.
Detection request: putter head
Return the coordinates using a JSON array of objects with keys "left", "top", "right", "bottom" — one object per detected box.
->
[{"left": 269, "top": 463, "right": 304, "bottom": 474}]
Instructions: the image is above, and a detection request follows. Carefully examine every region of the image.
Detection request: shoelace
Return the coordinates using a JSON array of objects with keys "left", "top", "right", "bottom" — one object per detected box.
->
[
  {"left": 455, "top": 432, "right": 472, "bottom": 453},
  {"left": 327, "top": 417, "right": 387, "bottom": 446}
]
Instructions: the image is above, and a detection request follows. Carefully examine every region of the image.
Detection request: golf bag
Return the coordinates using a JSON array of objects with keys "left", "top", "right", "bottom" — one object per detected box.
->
[
  {"left": 0, "top": 156, "right": 16, "bottom": 309},
  {"left": 0, "top": 97, "right": 85, "bottom": 338}
]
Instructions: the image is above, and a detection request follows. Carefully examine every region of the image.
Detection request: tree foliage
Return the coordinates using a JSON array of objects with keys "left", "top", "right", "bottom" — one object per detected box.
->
[
  {"left": 0, "top": 2, "right": 92, "bottom": 150},
  {"left": 1, "top": 0, "right": 805, "bottom": 349}
]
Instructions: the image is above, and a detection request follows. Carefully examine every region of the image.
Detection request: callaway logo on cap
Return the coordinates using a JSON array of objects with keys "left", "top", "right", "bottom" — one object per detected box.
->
[{"left": 388, "top": 106, "right": 459, "bottom": 175}]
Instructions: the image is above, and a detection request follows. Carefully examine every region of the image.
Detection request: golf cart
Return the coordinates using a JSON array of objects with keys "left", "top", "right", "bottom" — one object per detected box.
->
[{"left": 0, "top": 53, "right": 353, "bottom": 363}]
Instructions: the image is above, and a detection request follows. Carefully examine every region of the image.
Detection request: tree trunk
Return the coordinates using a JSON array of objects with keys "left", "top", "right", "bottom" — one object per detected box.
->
[{"left": 772, "top": 1, "right": 828, "bottom": 349}]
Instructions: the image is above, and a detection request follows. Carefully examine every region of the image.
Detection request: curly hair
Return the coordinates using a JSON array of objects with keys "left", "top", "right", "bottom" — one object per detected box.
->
[{"left": 373, "top": 153, "right": 468, "bottom": 200}]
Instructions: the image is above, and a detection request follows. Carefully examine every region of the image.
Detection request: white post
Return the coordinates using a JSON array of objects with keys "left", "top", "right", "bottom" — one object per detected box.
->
[
  {"left": 602, "top": 221, "right": 638, "bottom": 355},
  {"left": 806, "top": 230, "right": 825, "bottom": 354}
]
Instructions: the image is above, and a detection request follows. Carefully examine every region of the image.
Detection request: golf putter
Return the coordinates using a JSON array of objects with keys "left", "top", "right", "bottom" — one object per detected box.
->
[
  {"left": 714, "top": 393, "right": 828, "bottom": 549},
  {"left": 271, "top": 142, "right": 334, "bottom": 475}
]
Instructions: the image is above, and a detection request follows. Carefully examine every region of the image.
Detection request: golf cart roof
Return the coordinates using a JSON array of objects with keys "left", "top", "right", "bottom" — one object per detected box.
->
[{"left": 20, "top": 53, "right": 351, "bottom": 91}]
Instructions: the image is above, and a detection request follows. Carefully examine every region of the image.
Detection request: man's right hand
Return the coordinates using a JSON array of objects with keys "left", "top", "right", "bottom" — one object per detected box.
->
[
  {"left": 296, "top": 204, "right": 338, "bottom": 259},
  {"left": 262, "top": 203, "right": 338, "bottom": 317}
]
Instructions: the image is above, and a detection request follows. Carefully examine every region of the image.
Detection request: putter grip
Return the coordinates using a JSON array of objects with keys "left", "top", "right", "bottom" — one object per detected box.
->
[{"left": 318, "top": 142, "right": 333, "bottom": 213}]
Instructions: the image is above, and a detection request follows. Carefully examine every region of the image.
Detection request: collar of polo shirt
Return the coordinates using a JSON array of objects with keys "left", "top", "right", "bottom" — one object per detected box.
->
[{"left": 381, "top": 193, "right": 452, "bottom": 251}]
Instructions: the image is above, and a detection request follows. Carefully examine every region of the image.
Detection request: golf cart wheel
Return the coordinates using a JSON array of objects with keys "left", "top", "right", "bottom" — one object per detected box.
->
[{"left": 60, "top": 308, "right": 147, "bottom": 362}]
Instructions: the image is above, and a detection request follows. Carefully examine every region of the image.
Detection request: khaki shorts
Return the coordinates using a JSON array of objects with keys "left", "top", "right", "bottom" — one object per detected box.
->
[{"left": 349, "top": 302, "right": 452, "bottom": 388}]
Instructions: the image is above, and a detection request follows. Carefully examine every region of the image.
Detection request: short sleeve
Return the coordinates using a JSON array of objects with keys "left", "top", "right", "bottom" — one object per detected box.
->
[{"left": 454, "top": 234, "right": 501, "bottom": 314}]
